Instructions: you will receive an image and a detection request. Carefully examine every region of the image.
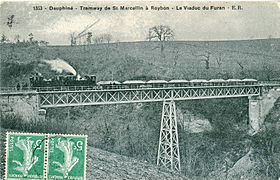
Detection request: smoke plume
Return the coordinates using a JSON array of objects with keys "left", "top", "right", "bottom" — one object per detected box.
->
[{"left": 41, "top": 58, "right": 77, "bottom": 76}]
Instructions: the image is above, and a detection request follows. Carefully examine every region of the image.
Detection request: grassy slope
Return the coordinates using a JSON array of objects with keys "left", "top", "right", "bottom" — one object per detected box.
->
[
  {"left": 88, "top": 146, "right": 185, "bottom": 179},
  {"left": 1, "top": 38, "right": 280, "bottom": 86},
  {"left": 43, "top": 39, "right": 280, "bottom": 81}
]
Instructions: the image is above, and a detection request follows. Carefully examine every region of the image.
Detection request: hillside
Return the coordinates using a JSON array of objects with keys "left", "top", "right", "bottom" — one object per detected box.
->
[
  {"left": 87, "top": 146, "right": 185, "bottom": 179},
  {"left": 1, "top": 39, "right": 280, "bottom": 86}
]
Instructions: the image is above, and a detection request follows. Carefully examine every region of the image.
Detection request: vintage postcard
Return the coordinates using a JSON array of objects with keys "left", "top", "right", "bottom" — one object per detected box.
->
[{"left": 0, "top": 1, "right": 280, "bottom": 180}]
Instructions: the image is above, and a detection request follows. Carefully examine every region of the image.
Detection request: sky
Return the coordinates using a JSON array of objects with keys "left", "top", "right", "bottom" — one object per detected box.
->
[{"left": 0, "top": 1, "right": 279, "bottom": 45}]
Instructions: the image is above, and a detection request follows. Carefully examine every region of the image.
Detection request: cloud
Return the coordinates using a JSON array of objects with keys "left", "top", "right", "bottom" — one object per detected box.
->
[
  {"left": 39, "top": 11, "right": 164, "bottom": 42},
  {"left": 41, "top": 15, "right": 99, "bottom": 35},
  {"left": 4, "top": 1, "right": 277, "bottom": 45}
]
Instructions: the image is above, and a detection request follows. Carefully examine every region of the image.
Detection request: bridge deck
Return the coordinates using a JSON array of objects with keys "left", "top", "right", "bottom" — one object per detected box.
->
[{"left": 2, "top": 84, "right": 280, "bottom": 108}]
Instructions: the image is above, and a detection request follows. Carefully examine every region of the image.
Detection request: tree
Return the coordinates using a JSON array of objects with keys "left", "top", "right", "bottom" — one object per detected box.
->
[
  {"left": 236, "top": 60, "right": 244, "bottom": 70},
  {"left": 1, "top": 34, "right": 9, "bottom": 43},
  {"left": 28, "top": 33, "right": 34, "bottom": 42},
  {"left": 215, "top": 52, "right": 223, "bottom": 68},
  {"left": 70, "top": 33, "right": 76, "bottom": 46},
  {"left": 93, "top": 35, "right": 104, "bottom": 44},
  {"left": 6, "top": 15, "right": 16, "bottom": 29},
  {"left": 147, "top": 25, "right": 174, "bottom": 41},
  {"left": 147, "top": 25, "right": 174, "bottom": 53},
  {"left": 261, "top": 62, "right": 274, "bottom": 81},
  {"left": 14, "top": 34, "right": 20, "bottom": 43},
  {"left": 200, "top": 51, "right": 211, "bottom": 70},
  {"left": 103, "top": 34, "right": 112, "bottom": 44},
  {"left": 172, "top": 47, "right": 181, "bottom": 67},
  {"left": 38, "top": 40, "right": 49, "bottom": 46},
  {"left": 192, "top": 51, "right": 211, "bottom": 70},
  {"left": 235, "top": 60, "right": 247, "bottom": 78},
  {"left": 93, "top": 33, "right": 113, "bottom": 44},
  {"left": 86, "top": 32, "right": 92, "bottom": 45}
]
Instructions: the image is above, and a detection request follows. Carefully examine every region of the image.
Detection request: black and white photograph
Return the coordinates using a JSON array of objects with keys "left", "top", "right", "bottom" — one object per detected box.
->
[{"left": 0, "top": 1, "right": 280, "bottom": 179}]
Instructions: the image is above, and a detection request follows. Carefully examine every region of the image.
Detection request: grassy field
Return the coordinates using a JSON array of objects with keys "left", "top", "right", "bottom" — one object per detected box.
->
[{"left": 1, "top": 38, "right": 280, "bottom": 86}]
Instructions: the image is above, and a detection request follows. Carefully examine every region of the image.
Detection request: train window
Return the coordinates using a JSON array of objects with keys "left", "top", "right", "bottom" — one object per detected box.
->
[{"left": 169, "top": 80, "right": 189, "bottom": 87}]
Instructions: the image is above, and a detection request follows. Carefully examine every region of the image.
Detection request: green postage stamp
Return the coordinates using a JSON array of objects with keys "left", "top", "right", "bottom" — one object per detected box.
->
[
  {"left": 47, "top": 135, "right": 87, "bottom": 180},
  {"left": 5, "top": 133, "right": 45, "bottom": 179},
  {"left": 5, "top": 132, "right": 87, "bottom": 180}
]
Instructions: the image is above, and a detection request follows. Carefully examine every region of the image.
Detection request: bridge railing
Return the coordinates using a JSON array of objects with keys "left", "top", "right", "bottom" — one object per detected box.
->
[
  {"left": 1, "top": 81, "right": 280, "bottom": 93},
  {"left": 36, "top": 86, "right": 102, "bottom": 91},
  {"left": 0, "top": 86, "right": 101, "bottom": 92},
  {"left": 259, "top": 81, "right": 280, "bottom": 85},
  {"left": 0, "top": 87, "right": 34, "bottom": 92}
]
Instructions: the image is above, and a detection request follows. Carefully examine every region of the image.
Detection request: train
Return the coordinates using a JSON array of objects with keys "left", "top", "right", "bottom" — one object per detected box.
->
[
  {"left": 30, "top": 75, "right": 96, "bottom": 87},
  {"left": 29, "top": 75, "right": 259, "bottom": 91}
]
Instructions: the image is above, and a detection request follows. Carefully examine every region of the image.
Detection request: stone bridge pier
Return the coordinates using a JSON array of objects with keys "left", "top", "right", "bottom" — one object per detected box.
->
[
  {"left": 0, "top": 92, "right": 46, "bottom": 124},
  {"left": 248, "top": 87, "right": 280, "bottom": 135}
]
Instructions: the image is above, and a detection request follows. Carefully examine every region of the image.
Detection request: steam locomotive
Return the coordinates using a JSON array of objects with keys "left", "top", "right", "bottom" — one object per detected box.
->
[
  {"left": 30, "top": 75, "right": 258, "bottom": 91},
  {"left": 30, "top": 75, "right": 96, "bottom": 87}
]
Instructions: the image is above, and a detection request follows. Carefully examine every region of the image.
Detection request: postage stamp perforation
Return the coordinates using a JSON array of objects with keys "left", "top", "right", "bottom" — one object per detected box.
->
[
  {"left": 43, "top": 134, "right": 49, "bottom": 180},
  {"left": 4, "top": 130, "right": 9, "bottom": 180},
  {"left": 6, "top": 131, "right": 47, "bottom": 136},
  {"left": 6, "top": 131, "right": 88, "bottom": 137},
  {"left": 84, "top": 135, "right": 88, "bottom": 180},
  {"left": 47, "top": 133, "right": 88, "bottom": 138}
]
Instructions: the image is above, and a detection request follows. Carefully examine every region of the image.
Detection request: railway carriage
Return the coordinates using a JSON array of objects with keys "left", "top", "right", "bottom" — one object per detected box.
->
[
  {"left": 146, "top": 80, "right": 168, "bottom": 88},
  {"left": 208, "top": 79, "right": 226, "bottom": 86},
  {"left": 190, "top": 79, "right": 208, "bottom": 86},
  {"left": 242, "top": 78, "right": 258, "bottom": 85},
  {"left": 226, "top": 79, "right": 243, "bottom": 86},
  {"left": 168, "top": 80, "right": 190, "bottom": 87},
  {"left": 30, "top": 74, "right": 259, "bottom": 91},
  {"left": 122, "top": 80, "right": 146, "bottom": 89},
  {"left": 97, "top": 81, "right": 122, "bottom": 89}
]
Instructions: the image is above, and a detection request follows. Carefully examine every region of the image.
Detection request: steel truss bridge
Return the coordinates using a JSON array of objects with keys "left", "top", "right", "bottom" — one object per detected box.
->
[
  {"left": 1, "top": 84, "right": 279, "bottom": 171},
  {"left": 38, "top": 85, "right": 261, "bottom": 108},
  {"left": 38, "top": 85, "right": 261, "bottom": 171}
]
